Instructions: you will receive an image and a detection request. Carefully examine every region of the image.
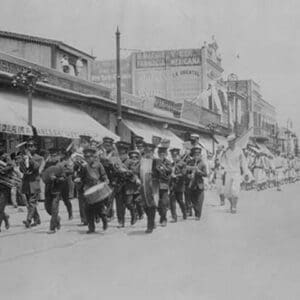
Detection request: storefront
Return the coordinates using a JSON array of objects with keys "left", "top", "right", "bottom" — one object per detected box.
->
[
  {"left": 121, "top": 118, "right": 184, "bottom": 150},
  {"left": 0, "top": 90, "right": 118, "bottom": 152}
]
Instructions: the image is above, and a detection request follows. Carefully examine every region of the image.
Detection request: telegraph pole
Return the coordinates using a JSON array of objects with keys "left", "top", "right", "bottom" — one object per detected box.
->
[{"left": 116, "top": 26, "right": 122, "bottom": 135}]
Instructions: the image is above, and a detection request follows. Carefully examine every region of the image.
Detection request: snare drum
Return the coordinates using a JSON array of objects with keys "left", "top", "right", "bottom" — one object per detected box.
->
[{"left": 84, "top": 182, "right": 112, "bottom": 205}]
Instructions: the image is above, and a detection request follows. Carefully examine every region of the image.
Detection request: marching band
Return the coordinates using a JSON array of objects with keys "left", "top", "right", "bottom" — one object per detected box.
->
[{"left": 0, "top": 132, "right": 299, "bottom": 234}]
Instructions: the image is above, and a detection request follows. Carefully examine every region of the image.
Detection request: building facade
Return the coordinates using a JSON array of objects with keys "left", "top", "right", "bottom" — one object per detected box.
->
[
  {"left": 0, "top": 30, "right": 94, "bottom": 81},
  {"left": 226, "top": 79, "right": 277, "bottom": 148},
  {"left": 92, "top": 37, "right": 229, "bottom": 130}
]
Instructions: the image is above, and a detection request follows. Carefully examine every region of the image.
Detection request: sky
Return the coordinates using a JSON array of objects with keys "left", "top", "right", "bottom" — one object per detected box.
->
[{"left": 0, "top": 0, "right": 299, "bottom": 134}]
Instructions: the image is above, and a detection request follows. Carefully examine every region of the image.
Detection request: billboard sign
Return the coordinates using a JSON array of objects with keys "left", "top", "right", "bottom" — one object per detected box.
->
[{"left": 136, "top": 49, "right": 201, "bottom": 68}]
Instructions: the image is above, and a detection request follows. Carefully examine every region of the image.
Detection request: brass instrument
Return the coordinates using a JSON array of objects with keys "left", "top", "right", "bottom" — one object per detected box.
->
[
  {"left": 0, "top": 160, "right": 22, "bottom": 188},
  {"left": 156, "top": 159, "right": 172, "bottom": 181},
  {"left": 71, "top": 152, "right": 87, "bottom": 167}
]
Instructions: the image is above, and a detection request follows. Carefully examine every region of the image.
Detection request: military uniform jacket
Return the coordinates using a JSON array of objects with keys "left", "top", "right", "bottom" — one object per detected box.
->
[
  {"left": 122, "top": 158, "right": 141, "bottom": 195},
  {"left": 80, "top": 161, "right": 108, "bottom": 190},
  {"left": 21, "top": 154, "right": 43, "bottom": 195},
  {"left": 169, "top": 160, "right": 187, "bottom": 193},
  {"left": 153, "top": 158, "right": 172, "bottom": 190},
  {"left": 186, "top": 158, "right": 207, "bottom": 190}
]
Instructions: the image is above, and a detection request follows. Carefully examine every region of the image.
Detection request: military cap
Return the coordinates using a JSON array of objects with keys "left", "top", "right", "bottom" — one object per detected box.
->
[
  {"left": 26, "top": 138, "right": 37, "bottom": 146},
  {"left": 49, "top": 148, "right": 59, "bottom": 155},
  {"left": 227, "top": 134, "right": 236, "bottom": 143},
  {"left": 158, "top": 146, "right": 168, "bottom": 153},
  {"left": 190, "top": 146, "right": 202, "bottom": 155},
  {"left": 83, "top": 147, "right": 97, "bottom": 155},
  {"left": 102, "top": 136, "right": 114, "bottom": 144},
  {"left": 128, "top": 149, "right": 140, "bottom": 158},
  {"left": 169, "top": 148, "right": 180, "bottom": 155},
  {"left": 79, "top": 135, "right": 91, "bottom": 142},
  {"left": 190, "top": 133, "right": 200, "bottom": 140},
  {"left": 133, "top": 136, "right": 144, "bottom": 143},
  {"left": 116, "top": 141, "right": 131, "bottom": 150},
  {"left": 144, "top": 143, "right": 156, "bottom": 152}
]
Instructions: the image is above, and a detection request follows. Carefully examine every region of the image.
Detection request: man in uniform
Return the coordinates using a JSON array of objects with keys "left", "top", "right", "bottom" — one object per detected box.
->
[
  {"left": 80, "top": 147, "right": 109, "bottom": 233},
  {"left": 155, "top": 146, "right": 172, "bottom": 227},
  {"left": 212, "top": 157, "right": 226, "bottom": 206},
  {"left": 140, "top": 143, "right": 157, "bottom": 233},
  {"left": 42, "top": 149, "right": 73, "bottom": 234},
  {"left": 186, "top": 146, "right": 207, "bottom": 220},
  {"left": 0, "top": 147, "right": 13, "bottom": 232},
  {"left": 75, "top": 135, "right": 91, "bottom": 226},
  {"left": 21, "top": 139, "right": 43, "bottom": 228},
  {"left": 169, "top": 148, "right": 187, "bottom": 222},
  {"left": 128, "top": 149, "right": 143, "bottom": 220},
  {"left": 100, "top": 136, "right": 119, "bottom": 220},
  {"left": 115, "top": 141, "right": 138, "bottom": 228},
  {"left": 134, "top": 136, "right": 145, "bottom": 157}
]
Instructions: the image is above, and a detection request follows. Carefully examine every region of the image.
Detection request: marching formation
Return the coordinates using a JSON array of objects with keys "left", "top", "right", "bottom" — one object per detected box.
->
[{"left": 0, "top": 132, "right": 299, "bottom": 234}]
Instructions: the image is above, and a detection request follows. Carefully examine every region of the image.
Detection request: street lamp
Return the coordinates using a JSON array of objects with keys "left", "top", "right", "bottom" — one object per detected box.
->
[{"left": 12, "top": 68, "right": 47, "bottom": 127}]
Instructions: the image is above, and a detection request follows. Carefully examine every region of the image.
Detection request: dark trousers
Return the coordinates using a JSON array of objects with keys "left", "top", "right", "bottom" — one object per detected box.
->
[
  {"left": 135, "top": 195, "right": 144, "bottom": 218},
  {"left": 104, "top": 185, "right": 116, "bottom": 219},
  {"left": 158, "top": 189, "right": 169, "bottom": 222},
  {"left": 45, "top": 192, "right": 60, "bottom": 231},
  {"left": 170, "top": 191, "right": 186, "bottom": 220},
  {"left": 77, "top": 188, "right": 87, "bottom": 224},
  {"left": 61, "top": 182, "right": 72, "bottom": 218},
  {"left": 25, "top": 192, "right": 40, "bottom": 224},
  {"left": 116, "top": 192, "right": 136, "bottom": 224},
  {"left": 184, "top": 189, "right": 193, "bottom": 215},
  {"left": 144, "top": 206, "right": 156, "bottom": 230},
  {"left": 86, "top": 201, "right": 106, "bottom": 231},
  {"left": 189, "top": 189, "right": 204, "bottom": 218},
  {"left": 0, "top": 189, "right": 9, "bottom": 230}
]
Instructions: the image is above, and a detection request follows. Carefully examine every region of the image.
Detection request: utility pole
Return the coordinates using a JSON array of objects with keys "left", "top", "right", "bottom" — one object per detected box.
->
[
  {"left": 116, "top": 26, "right": 122, "bottom": 135},
  {"left": 12, "top": 68, "right": 46, "bottom": 127}
]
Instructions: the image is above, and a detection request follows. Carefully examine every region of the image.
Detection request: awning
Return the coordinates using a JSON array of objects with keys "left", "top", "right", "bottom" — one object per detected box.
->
[
  {"left": 122, "top": 119, "right": 183, "bottom": 149},
  {"left": 0, "top": 91, "right": 118, "bottom": 141},
  {"left": 0, "top": 92, "right": 33, "bottom": 135},
  {"left": 256, "top": 142, "right": 274, "bottom": 158}
]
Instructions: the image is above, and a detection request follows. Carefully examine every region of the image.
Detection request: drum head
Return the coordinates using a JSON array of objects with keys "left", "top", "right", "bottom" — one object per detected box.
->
[{"left": 84, "top": 182, "right": 104, "bottom": 196}]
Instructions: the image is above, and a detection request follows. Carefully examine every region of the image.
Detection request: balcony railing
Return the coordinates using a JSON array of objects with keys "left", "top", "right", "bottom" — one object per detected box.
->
[{"left": 0, "top": 51, "right": 111, "bottom": 99}]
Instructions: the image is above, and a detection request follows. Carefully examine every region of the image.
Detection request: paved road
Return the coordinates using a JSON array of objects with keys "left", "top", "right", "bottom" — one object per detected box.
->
[{"left": 1, "top": 183, "right": 300, "bottom": 300}]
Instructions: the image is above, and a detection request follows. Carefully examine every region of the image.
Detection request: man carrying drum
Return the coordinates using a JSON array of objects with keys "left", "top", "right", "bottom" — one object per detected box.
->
[
  {"left": 100, "top": 136, "right": 118, "bottom": 220},
  {"left": 80, "top": 148, "right": 109, "bottom": 234}
]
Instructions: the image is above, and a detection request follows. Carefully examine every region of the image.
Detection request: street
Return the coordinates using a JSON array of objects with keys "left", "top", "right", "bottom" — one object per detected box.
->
[{"left": 1, "top": 183, "right": 300, "bottom": 300}]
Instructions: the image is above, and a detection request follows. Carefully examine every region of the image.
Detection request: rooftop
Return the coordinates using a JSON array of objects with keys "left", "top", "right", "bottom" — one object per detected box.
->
[{"left": 0, "top": 30, "right": 95, "bottom": 60}]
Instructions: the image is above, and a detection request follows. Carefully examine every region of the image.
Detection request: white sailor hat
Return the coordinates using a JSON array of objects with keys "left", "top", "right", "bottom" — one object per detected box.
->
[{"left": 227, "top": 134, "right": 236, "bottom": 142}]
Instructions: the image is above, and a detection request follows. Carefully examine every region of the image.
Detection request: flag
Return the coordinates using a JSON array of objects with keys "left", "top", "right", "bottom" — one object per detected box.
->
[{"left": 234, "top": 127, "right": 253, "bottom": 150}]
